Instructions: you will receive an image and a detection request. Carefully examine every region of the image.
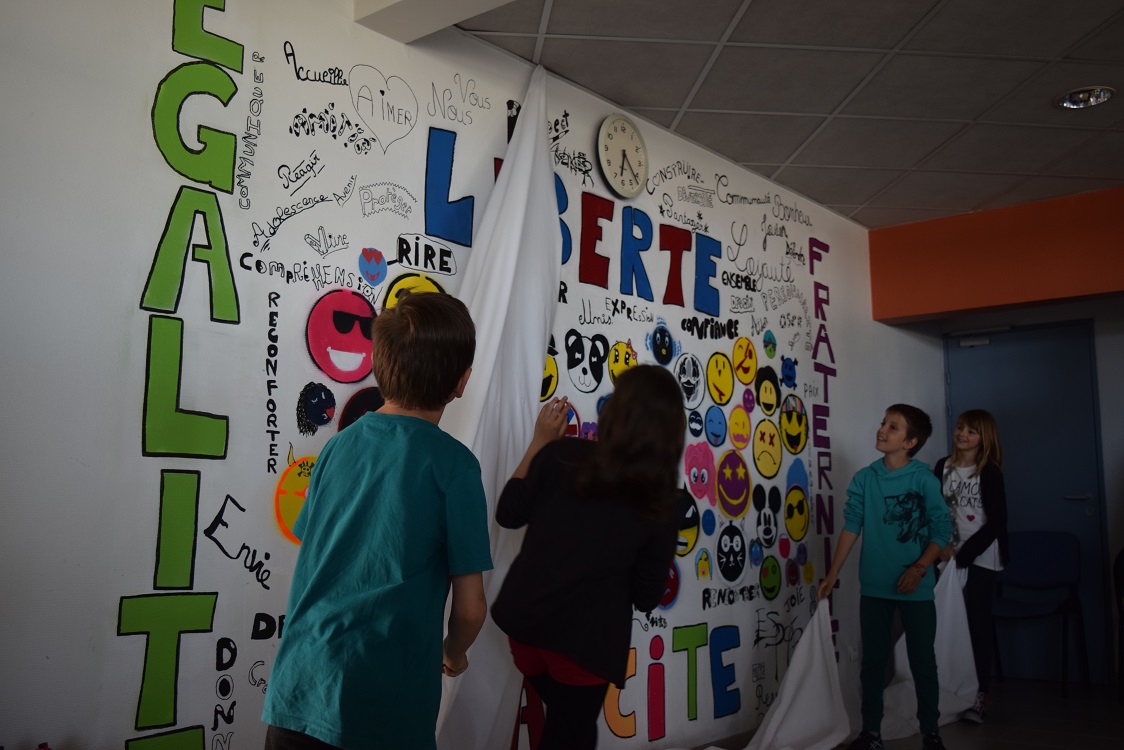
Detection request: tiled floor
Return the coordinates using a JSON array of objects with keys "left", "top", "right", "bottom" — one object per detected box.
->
[{"left": 698, "top": 679, "right": 1124, "bottom": 750}]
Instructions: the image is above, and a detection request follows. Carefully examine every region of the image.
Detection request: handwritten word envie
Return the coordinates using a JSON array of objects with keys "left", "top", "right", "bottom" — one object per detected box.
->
[
  {"left": 251, "top": 194, "right": 330, "bottom": 252},
  {"left": 646, "top": 159, "right": 705, "bottom": 195},
  {"left": 427, "top": 73, "right": 491, "bottom": 125},
  {"left": 204, "top": 495, "right": 273, "bottom": 589},
  {"left": 283, "top": 41, "right": 347, "bottom": 86},
  {"left": 264, "top": 292, "right": 281, "bottom": 474},
  {"left": 681, "top": 316, "right": 740, "bottom": 341},
  {"left": 278, "top": 150, "right": 323, "bottom": 194},
  {"left": 237, "top": 69, "right": 264, "bottom": 210}
]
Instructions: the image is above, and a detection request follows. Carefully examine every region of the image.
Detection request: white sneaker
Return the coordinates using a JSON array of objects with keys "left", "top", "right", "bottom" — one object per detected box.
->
[{"left": 962, "top": 691, "right": 986, "bottom": 724}]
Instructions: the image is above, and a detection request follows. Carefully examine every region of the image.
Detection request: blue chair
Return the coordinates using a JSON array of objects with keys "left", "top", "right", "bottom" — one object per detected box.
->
[{"left": 992, "top": 530, "right": 1088, "bottom": 684}]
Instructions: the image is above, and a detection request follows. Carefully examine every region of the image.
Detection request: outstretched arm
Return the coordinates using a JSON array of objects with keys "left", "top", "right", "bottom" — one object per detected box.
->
[
  {"left": 817, "top": 529, "right": 859, "bottom": 600},
  {"left": 511, "top": 396, "right": 569, "bottom": 479}
]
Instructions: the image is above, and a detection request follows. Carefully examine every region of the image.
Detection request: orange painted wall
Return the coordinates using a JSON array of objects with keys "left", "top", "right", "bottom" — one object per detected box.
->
[{"left": 868, "top": 187, "right": 1124, "bottom": 323}]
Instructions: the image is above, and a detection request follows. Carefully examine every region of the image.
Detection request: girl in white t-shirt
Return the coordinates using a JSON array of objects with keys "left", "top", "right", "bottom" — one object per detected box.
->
[{"left": 935, "top": 409, "right": 1008, "bottom": 724}]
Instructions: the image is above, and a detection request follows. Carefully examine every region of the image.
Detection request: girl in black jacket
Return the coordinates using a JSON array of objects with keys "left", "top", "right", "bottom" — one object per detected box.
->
[
  {"left": 492, "top": 365, "right": 685, "bottom": 750},
  {"left": 934, "top": 409, "right": 1008, "bottom": 724}
]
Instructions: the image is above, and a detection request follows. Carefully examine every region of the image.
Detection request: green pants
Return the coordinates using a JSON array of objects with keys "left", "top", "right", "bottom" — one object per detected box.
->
[{"left": 859, "top": 596, "right": 939, "bottom": 734}]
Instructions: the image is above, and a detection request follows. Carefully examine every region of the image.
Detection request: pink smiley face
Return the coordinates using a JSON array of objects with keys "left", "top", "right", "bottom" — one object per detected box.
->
[
  {"left": 306, "top": 290, "right": 375, "bottom": 383},
  {"left": 685, "top": 442, "right": 716, "bottom": 506}
]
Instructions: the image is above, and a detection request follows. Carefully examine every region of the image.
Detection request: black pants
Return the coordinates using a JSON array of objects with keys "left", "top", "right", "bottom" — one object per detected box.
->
[
  {"left": 526, "top": 673, "right": 610, "bottom": 750},
  {"left": 962, "top": 564, "right": 998, "bottom": 693},
  {"left": 264, "top": 725, "right": 340, "bottom": 750}
]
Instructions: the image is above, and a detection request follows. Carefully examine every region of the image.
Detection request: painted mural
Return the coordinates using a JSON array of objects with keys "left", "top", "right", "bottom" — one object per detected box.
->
[{"left": 3, "top": 1, "right": 851, "bottom": 747}]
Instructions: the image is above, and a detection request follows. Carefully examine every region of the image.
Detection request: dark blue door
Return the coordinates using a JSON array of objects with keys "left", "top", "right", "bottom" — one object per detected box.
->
[{"left": 945, "top": 321, "right": 1108, "bottom": 683}]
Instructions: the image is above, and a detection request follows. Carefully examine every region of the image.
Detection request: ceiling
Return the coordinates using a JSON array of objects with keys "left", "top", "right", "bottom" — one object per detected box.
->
[{"left": 454, "top": 0, "right": 1124, "bottom": 228}]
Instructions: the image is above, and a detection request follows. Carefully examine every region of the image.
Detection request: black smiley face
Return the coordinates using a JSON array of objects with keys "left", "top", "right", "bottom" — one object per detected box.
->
[
  {"left": 716, "top": 524, "right": 746, "bottom": 583},
  {"left": 653, "top": 326, "right": 673, "bottom": 365}
]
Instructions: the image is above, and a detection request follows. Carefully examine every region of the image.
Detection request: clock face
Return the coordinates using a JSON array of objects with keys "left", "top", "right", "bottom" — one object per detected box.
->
[{"left": 597, "top": 114, "right": 648, "bottom": 199}]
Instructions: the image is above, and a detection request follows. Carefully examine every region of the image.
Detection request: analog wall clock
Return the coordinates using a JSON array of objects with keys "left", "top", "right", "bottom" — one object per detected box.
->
[{"left": 597, "top": 113, "right": 648, "bottom": 199}]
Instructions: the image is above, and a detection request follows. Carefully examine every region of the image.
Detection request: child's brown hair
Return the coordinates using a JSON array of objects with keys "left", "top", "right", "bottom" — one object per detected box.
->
[{"left": 371, "top": 292, "right": 475, "bottom": 411}]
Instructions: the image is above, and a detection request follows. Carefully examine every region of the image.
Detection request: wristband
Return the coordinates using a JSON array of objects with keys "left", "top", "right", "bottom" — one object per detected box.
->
[{"left": 911, "top": 562, "right": 927, "bottom": 575}]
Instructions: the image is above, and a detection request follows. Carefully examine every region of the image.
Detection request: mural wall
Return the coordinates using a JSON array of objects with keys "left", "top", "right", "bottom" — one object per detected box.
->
[{"left": 0, "top": 1, "right": 948, "bottom": 748}]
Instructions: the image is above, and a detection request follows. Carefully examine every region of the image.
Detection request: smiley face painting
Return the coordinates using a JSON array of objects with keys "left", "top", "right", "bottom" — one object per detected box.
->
[
  {"left": 608, "top": 339, "right": 639, "bottom": 385},
  {"left": 780, "top": 394, "right": 808, "bottom": 455},
  {"left": 728, "top": 405, "right": 752, "bottom": 449},
  {"left": 755, "top": 366, "right": 780, "bottom": 416},
  {"left": 306, "top": 289, "right": 375, "bottom": 383},
  {"left": 785, "top": 458, "right": 810, "bottom": 541},
  {"left": 684, "top": 442, "right": 716, "bottom": 506},
  {"left": 716, "top": 449, "right": 751, "bottom": 520},
  {"left": 732, "top": 336, "right": 757, "bottom": 386},
  {"left": 752, "top": 418, "right": 782, "bottom": 480},
  {"left": 716, "top": 523, "right": 747, "bottom": 583},
  {"left": 707, "top": 351, "right": 734, "bottom": 406}
]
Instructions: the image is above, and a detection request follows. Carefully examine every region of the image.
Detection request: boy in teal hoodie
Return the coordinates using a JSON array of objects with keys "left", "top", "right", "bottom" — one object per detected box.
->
[{"left": 818, "top": 404, "right": 952, "bottom": 750}]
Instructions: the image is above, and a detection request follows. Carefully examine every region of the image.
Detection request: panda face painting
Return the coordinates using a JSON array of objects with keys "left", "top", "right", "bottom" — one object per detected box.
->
[
  {"left": 564, "top": 329, "right": 610, "bottom": 393},
  {"left": 675, "top": 353, "right": 704, "bottom": 409},
  {"left": 754, "top": 484, "right": 782, "bottom": 549},
  {"left": 717, "top": 523, "right": 746, "bottom": 583}
]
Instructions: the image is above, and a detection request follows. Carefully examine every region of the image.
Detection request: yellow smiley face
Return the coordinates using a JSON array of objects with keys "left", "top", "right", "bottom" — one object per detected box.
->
[
  {"left": 784, "top": 484, "right": 809, "bottom": 541},
  {"left": 608, "top": 339, "right": 638, "bottom": 385},
  {"left": 383, "top": 272, "right": 446, "bottom": 308},
  {"left": 707, "top": 352, "right": 734, "bottom": 406},
  {"left": 753, "top": 418, "right": 782, "bottom": 480},
  {"left": 728, "top": 405, "right": 752, "bottom": 449},
  {"left": 696, "top": 548, "right": 711, "bottom": 580},
  {"left": 541, "top": 354, "right": 558, "bottom": 402},
  {"left": 732, "top": 337, "right": 757, "bottom": 385},
  {"left": 780, "top": 394, "right": 808, "bottom": 455}
]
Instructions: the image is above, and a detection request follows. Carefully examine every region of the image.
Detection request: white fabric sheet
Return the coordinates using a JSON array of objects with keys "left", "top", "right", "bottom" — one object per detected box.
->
[
  {"left": 741, "top": 605, "right": 851, "bottom": 750},
  {"left": 435, "top": 65, "right": 563, "bottom": 750}
]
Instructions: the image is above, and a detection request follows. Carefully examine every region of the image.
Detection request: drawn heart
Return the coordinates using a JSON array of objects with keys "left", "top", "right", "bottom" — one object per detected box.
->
[
  {"left": 349, "top": 65, "right": 418, "bottom": 154},
  {"left": 966, "top": 514, "right": 976, "bottom": 522}
]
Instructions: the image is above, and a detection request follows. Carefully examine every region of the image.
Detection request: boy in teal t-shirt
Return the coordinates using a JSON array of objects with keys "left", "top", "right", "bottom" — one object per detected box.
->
[
  {"left": 819, "top": 404, "right": 952, "bottom": 750},
  {"left": 263, "top": 292, "right": 493, "bottom": 750}
]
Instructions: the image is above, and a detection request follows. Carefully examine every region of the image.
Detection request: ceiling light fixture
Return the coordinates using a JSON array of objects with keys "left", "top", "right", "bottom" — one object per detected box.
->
[{"left": 1053, "top": 86, "right": 1115, "bottom": 109}]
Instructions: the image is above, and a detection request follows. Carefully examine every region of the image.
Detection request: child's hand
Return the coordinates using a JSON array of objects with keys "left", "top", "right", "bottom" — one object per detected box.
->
[
  {"left": 897, "top": 566, "right": 924, "bottom": 594},
  {"left": 534, "top": 396, "right": 570, "bottom": 445},
  {"left": 939, "top": 545, "right": 954, "bottom": 563},
  {"left": 816, "top": 574, "right": 836, "bottom": 601},
  {"left": 442, "top": 638, "right": 469, "bottom": 677}
]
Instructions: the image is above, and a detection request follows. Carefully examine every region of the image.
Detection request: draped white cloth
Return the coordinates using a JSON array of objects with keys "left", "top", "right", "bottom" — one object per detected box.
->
[
  {"left": 740, "top": 604, "right": 851, "bottom": 750},
  {"left": 435, "top": 65, "right": 563, "bottom": 750}
]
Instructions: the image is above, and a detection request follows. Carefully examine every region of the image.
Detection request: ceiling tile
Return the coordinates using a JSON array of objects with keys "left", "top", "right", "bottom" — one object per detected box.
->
[
  {"left": 475, "top": 35, "right": 538, "bottom": 60},
  {"left": 850, "top": 206, "right": 960, "bottom": 228},
  {"left": 923, "top": 124, "right": 1098, "bottom": 173},
  {"left": 977, "top": 176, "right": 1124, "bottom": 209},
  {"left": 982, "top": 62, "right": 1124, "bottom": 127},
  {"left": 1039, "top": 131, "right": 1124, "bottom": 178},
  {"left": 843, "top": 54, "right": 1042, "bottom": 120},
  {"left": 631, "top": 108, "right": 678, "bottom": 128},
  {"left": 772, "top": 166, "right": 905, "bottom": 205},
  {"left": 540, "top": 39, "right": 712, "bottom": 109},
  {"left": 904, "top": 0, "right": 1124, "bottom": 57},
  {"left": 676, "top": 112, "right": 825, "bottom": 163},
  {"left": 458, "top": 0, "right": 546, "bottom": 34},
  {"left": 730, "top": 0, "right": 938, "bottom": 49},
  {"left": 691, "top": 47, "right": 883, "bottom": 113},
  {"left": 547, "top": 0, "right": 743, "bottom": 41},
  {"left": 792, "top": 118, "right": 963, "bottom": 168},
  {"left": 1068, "top": 15, "right": 1124, "bottom": 63},
  {"left": 867, "top": 171, "right": 1026, "bottom": 209}
]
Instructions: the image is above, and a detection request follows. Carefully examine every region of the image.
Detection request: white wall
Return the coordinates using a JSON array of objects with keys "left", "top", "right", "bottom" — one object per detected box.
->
[{"left": 0, "top": 1, "right": 945, "bottom": 748}]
